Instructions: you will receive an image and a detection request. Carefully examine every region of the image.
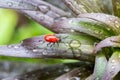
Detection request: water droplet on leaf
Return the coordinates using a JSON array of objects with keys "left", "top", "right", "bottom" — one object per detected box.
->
[
  {"left": 32, "top": 49, "right": 39, "bottom": 52},
  {"left": 70, "top": 77, "right": 80, "bottom": 80},
  {"left": 64, "top": 66, "right": 70, "bottom": 72},
  {"left": 42, "top": 50, "right": 48, "bottom": 55},
  {"left": 70, "top": 29, "right": 75, "bottom": 32},
  {"left": 111, "top": 60, "right": 115, "bottom": 63},
  {"left": 7, "top": 2, "right": 13, "bottom": 7},
  {"left": 68, "top": 20, "right": 74, "bottom": 24},
  {"left": 69, "top": 40, "right": 81, "bottom": 48},
  {"left": 38, "top": 5, "right": 50, "bottom": 13}
]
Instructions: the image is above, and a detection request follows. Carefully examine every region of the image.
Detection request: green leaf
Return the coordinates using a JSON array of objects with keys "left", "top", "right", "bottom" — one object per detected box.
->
[
  {"left": 92, "top": 53, "right": 107, "bottom": 80},
  {"left": 0, "top": 9, "right": 18, "bottom": 44},
  {"left": 112, "top": 0, "right": 120, "bottom": 18},
  {"left": 94, "top": 35, "right": 120, "bottom": 53},
  {"left": 78, "top": 13, "right": 120, "bottom": 34},
  {"left": 63, "top": 0, "right": 109, "bottom": 15},
  {"left": 0, "top": 0, "right": 38, "bottom": 10},
  {"left": 102, "top": 50, "right": 120, "bottom": 80}
]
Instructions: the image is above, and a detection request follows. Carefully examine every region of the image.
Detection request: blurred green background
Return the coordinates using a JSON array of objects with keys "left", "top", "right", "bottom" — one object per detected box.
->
[{"left": 0, "top": 9, "right": 53, "bottom": 45}]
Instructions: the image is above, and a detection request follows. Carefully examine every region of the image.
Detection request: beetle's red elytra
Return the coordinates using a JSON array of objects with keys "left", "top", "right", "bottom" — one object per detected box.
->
[{"left": 44, "top": 34, "right": 60, "bottom": 43}]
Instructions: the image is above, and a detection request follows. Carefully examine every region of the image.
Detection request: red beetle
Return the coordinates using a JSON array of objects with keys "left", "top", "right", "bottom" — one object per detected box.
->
[{"left": 44, "top": 34, "right": 60, "bottom": 43}]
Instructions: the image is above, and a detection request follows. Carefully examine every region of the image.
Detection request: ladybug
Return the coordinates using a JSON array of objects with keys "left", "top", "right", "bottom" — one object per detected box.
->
[{"left": 44, "top": 34, "right": 61, "bottom": 47}]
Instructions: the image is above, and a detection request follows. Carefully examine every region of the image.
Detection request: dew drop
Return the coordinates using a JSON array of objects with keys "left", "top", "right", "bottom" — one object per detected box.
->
[
  {"left": 7, "top": 45, "right": 13, "bottom": 48},
  {"left": 59, "top": 17, "right": 67, "bottom": 20},
  {"left": 115, "top": 24, "right": 120, "bottom": 28},
  {"left": 64, "top": 66, "right": 70, "bottom": 72},
  {"left": 109, "top": 17, "right": 113, "bottom": 21},
  {"left": 105, "top": 15, "right": 109, "bottom": 17},
  {"left": 68, "top": 20, "right": 74, "bottom": 24},
  {"left": 32, "top": 49, "right": 39, "bottom": 52},
  {"left": 115, "top": 21, "right": 120, "bottom": 28},
  {"left": 78, "top": 5, "right": 84, "bottom": 8},
  {"left": 111, "top": 59, "right": 115, "bottom": 63},
  {"left": 70, "top": 29, "right": 75, "bottom": 32},
  {"left": 111, "top": 66, "right": 115, "bottom": 69},
  {"left": 65, "top": 43, "right": 69, "bottom": 46},
  {"left": 118, "top": 55, "right": 120, "bottom": 58},
  {"left": 70, "top": 77, "right": 80, "bottom": 80},
  {"left": 25, "top": 50, "right": 29, "bottom": 53},
  {"left": 13, "top": 45, "right": 20, "bottom": 49},
  {"left": 42, "top": 50, "right": 48, "bottom": 55},
  {"left": 7, "top": 2, "right": 13, "bottom": 7},
  {"left": 95, "top": 77, "right": 99, "bottom": 80},
  {"left": 107, "top": 28, "right": 111, "bottom": 31},
  {"left": 38, "top": 5, "right": 50, "bottom": 13},
  {"left": 7, "top": 45, "right": 19, "bottom": 49},
  {"left": 114, "top": 21, "right": 119, "bottom": 24},
  {"left": 40, "top": 16, "right": 45, "bottom": 21},
  {"left": 39, "top": 41, "right": 44, "bottom": 44},
  {"left": 107, "top": 20, "right": 111, "bottom": 23},
  {"left": 72, "top": 49, "right": 81, "bottom": 57},
  {"left": 94, "top": 30, "right": 101, "bottom": 34},
  {"left": 69, "top": 40, "right": 81, "bottom": 48},
  {"left": 79, "top": 73, "right": 82, "bottom": 76},
  {"left": 114, "top": 20, "right": 120, "bottom": 28}
]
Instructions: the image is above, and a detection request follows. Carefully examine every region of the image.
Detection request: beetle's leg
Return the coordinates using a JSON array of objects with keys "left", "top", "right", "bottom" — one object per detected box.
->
[
  {"left": 47, "top": 42, "right": 51, "bottom": 47},
  {"left": 63, "top": 36, "right": 69, "bottom": 39},
  {"left": 56, "top": 42, "right": 59, "bottom": 47}
]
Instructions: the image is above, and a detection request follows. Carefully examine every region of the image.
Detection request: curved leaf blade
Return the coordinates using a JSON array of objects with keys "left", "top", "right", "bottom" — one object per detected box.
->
[
  {"left": 92, "top": 53, "right": 107, "bottom": 80},
  {"left": 0, "top": 0, "right": 39, "bottom": 10},
  {"left": 78, "top": 13, "right": 120, "bottom": 34},
  {"left": 94, "top": 35, "right": 120, "bottom": 53},
  {"left": 0, "top": 34, "right": 96, "bottom": 62},
  {"left": 63, "top": 0, "right": 107, "bottom": 15},
  {"left": 3, "top": 62, "right": 93, "bottom": 80},
  {"left": 112, "top": 0, "right": 120, "bottom": 18},
  {"left": 102, "top": 51, "right": 120, "bottom": 80},
  {"left": 52, "top": 18, "right": 114, "bottom": 39}
]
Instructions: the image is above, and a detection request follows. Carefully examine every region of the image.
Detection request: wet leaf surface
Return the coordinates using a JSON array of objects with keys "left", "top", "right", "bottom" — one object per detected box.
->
[
  {"left": 94, "top": 35, "right": 120, "bottom": 53},
  {"left": 102, "top": 50, "right": 120, "bottom": 80},
  {"left": 20, "top": 10, "right": 55, "bottom": 29},
  {"left": 0, "top": 61, "right": 50, "bottom": 79},
  {"left": 0, "top": 34, "right": 96, "bottom": 62},
  {"left": 55, "top": 67, "right": 92, "bottom": 80},
  {"left": 0, "top": 0, "right": 120, "bottom": 79},
  {"left": 112, "top": 0, "right": 120, "bottom": 18},
  {"left": 92, "top": 53, "right": 107, "bottom": 80},
  {"left": 52, "top": 18, "right": 114, "bottom": 39},
  {"left": 63, "top": 0, "right": 107, "bottom": 15},
  {"left": 0, "top": 0, "right": 39, "bottom": 10},
  {"left": 3, "top": 62, "right": 93, "bottom": 80},
  {"left": 78, "top": 13, "right": 120, "bottom": 34}
]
